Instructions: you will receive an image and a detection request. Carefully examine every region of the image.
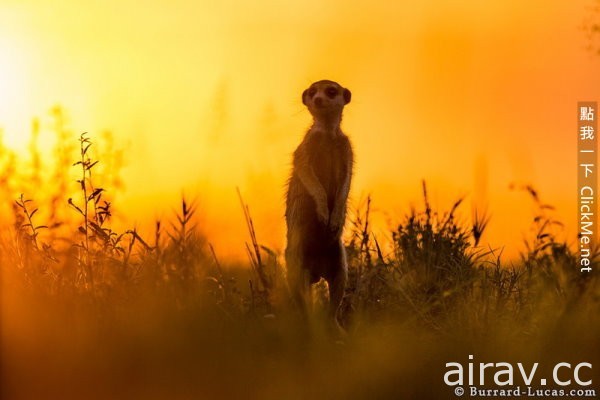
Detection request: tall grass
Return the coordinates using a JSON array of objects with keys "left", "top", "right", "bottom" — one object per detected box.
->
[{"left": 1, "top": 128, "right": 599, "bottom": 400}]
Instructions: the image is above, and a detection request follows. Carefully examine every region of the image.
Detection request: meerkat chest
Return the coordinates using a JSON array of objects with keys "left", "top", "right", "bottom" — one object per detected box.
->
[{"left": 310, "top": 136, "right": 347, "bottom": 197}]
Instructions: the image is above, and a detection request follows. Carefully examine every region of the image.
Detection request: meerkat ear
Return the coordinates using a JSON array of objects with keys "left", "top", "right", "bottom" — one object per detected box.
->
[
  {"left": 302, "top": 89, "right": 308, "bottom": 105},
  {"left": 343, "top": 88, "right": 351, "bottom": 104}
]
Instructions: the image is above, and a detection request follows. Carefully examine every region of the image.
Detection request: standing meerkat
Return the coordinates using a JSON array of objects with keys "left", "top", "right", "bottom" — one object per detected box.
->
[{"left": 285, "top": 79, "right": 353, "bottom": 331}]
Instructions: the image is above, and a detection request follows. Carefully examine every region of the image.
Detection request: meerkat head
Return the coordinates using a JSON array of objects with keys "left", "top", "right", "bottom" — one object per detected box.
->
[{"left": 302, "top": 80, "right": 351, "bottom": 122}]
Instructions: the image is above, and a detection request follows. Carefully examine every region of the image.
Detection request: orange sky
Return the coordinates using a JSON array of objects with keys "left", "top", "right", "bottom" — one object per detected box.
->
[{"left": 1, "top": 1, "right": 599, "bottom": 260}]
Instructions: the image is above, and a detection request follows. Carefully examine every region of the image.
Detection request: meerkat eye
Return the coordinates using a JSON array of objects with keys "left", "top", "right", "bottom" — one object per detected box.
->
[
  {"left": 308, "top": 87, "right": 317, "bottom": 97},
  {"left": 325, "top": 87, "right": 338, "bottom": 98}
]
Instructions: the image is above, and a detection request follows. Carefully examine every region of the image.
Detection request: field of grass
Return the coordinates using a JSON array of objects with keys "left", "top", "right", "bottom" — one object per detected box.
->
[{"left": 1, "top": 123, "right": 599, "bottom": 399}]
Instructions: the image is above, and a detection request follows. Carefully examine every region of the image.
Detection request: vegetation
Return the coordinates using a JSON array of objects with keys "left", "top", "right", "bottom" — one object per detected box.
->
[{"left": 1, "top": 117, "right": 599, "bottom": 399}]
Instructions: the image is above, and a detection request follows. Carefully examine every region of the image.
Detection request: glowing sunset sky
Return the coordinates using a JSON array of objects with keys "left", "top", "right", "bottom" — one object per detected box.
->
[{"left": 0, "top": 1, "right": 599, "bottom": 259}]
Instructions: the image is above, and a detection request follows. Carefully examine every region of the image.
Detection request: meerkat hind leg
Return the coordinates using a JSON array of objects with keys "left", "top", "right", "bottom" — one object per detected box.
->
[
  {"left": 325, "top": 247, "right": 347, "bottom": 336},
  {"left": 287, "top": 260, "right": 311, "bottom": 318}
]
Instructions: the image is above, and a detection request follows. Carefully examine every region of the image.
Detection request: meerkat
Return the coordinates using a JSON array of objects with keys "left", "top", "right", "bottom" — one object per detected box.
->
[{"left": 285, "top": 80, "right": 353, "bottom": 332}]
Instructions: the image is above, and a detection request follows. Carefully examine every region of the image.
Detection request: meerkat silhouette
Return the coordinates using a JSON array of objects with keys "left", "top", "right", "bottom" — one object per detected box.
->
[{"left": 285, "top": 80, "right": 353, "bottom": 332}]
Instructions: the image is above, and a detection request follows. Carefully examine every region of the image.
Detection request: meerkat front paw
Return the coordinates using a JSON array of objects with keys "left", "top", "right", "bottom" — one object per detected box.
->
[
  {"left": 315, "top": 201, "right": 330, "bottom": 225},
  {"left": 328, "top": 207, "right": 345, "bottom": 233}
]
